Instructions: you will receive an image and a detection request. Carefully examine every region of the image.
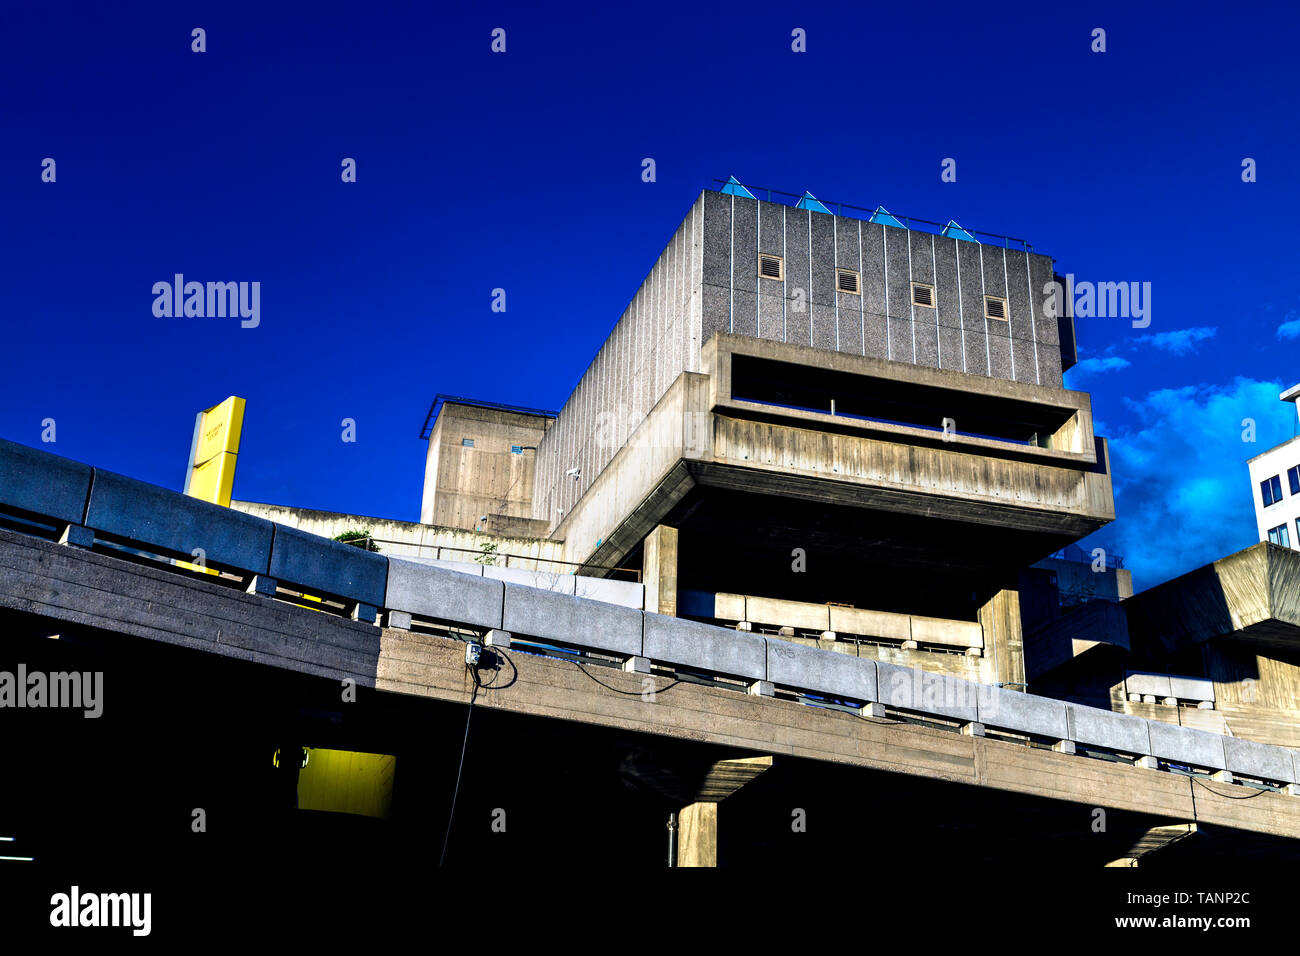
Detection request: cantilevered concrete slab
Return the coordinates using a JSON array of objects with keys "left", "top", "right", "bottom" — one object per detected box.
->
[{"left": 1123, "top": 542, "right": 1300, "bottom": 654}]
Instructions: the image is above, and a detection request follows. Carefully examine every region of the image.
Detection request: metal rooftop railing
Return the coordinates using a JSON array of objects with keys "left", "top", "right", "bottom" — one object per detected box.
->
[
  {"left": 420, "top": 394, "right": 558, "bottom": 440},
  {"left": 710, "top": 178, "right": 1034, "bottom": 251}
]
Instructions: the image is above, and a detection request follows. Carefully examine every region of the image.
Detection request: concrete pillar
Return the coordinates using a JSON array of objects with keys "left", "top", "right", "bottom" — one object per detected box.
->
[
  {"left": 979, "top": 589, "right": 1024, "bottom": 690},
  {"left": 677, "top": 802, "right": 717, "bottom": 867},
  {"left": 643, "top": 525, "right": 678, "bottom": 617}
]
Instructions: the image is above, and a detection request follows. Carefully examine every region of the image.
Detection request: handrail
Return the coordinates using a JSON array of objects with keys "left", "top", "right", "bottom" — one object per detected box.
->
[
  {"left": 341, "top": 535, "right": 642, "bottom": 582},
  {"left": 711, "top": 179, "right": 1034, "bottom": 251}
]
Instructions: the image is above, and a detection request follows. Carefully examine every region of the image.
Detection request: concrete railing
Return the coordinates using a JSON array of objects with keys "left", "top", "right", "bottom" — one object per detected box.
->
[
  {"left": 1124, "top": 671, "right": 1216, "bottom": 707},
  {"left": 690, "top": 590, "right": 984, "bottom": 652},
  {"left": 2, "top": 437, "right": 1298, "bottom": 793}
]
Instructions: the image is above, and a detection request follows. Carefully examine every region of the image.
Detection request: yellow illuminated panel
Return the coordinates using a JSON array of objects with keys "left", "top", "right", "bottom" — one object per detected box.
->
[
  {"left": 185, "top": 396, "right": 245, "bottom": 507},
  {"left": 179, "top": 396, "right": 245, "bottom": 576},
  {"left": 296, "top": 749, "right": 396, "bottom": 820}
]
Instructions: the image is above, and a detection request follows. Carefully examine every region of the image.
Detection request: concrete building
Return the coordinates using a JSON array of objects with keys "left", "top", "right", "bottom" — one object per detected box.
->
[
  {"left": 6, "top": 183, "right": 1300, "bottom": 874},
  {"left": 1247, "top": 383, "right": 1300, "bottom": 550},
  {"left": 417, "top": 183, "right": 1112, "bottom": 695},
  {"left": 417, "top": 395, "right": 555, "bottom": 536}
]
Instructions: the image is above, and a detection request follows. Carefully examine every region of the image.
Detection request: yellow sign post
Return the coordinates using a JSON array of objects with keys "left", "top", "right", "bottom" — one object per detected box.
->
[{"left": 184, "top": 396, "right": 245, "bottom": 507}]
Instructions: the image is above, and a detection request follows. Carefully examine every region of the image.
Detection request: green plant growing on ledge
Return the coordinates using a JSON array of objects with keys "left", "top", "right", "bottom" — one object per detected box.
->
[
  {"left": 475, "top": 541, "right": 498, "bottom": 566},
  {"left": 334, "top": 528, "right": 380, "bottom": 553}
]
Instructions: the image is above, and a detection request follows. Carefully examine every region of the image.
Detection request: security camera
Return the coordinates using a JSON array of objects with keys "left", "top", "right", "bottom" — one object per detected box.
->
[
  {"left": 565, "top": 467, "right": 581, "bottom": 480},
  {"left": 479, "top": 515, "right": 488, "bottom": 524}
]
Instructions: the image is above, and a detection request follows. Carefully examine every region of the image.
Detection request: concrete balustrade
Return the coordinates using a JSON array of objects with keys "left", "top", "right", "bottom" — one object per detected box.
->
[
  {"left": 87, "top": 469, "right": 274, "bottom": 573},
  {"left": 746, "top": 595, "right": 831, "bottom": 632},
  {"left": 1168, "top": 675, "right": 1216, "bottom": 702},
  {"left": 642, "top": 612, "right": 767, "bottom": 683},
  {"left": 1124, "top": 673, "right": 1172, "bottom": 698},
  {"left": 876, "top": 661, "right": 980, "bottom": 723},
  {"left": 5, "top": 437, "right": 1300, "bottom": 797},
  {"left": 1065, "top": 704, "right": 1151, "bottom": 757},
  {"left": 503, "top": 583, "right": 642, "bottom": 658},
  {"left": 829, "top": 606, "right": 911, "bottom": 643},
  {"left": 385, "top": 557, "right": 504, "bottom": 631},
  {"left": 978, "top": 686, "right": 1069, "bottom": 741},
  {"left": 1224, "top": 736, "right": 1297, "bottom": 784},
  {"left": 910, "top": 615, "right": 983, "bottom": 649},
  {"left": 1145, "top": 720, "right": 1227, "bottom": 770},
  {"left": 0, "top": 438, "right": 93, "bottom": 526},
  {"left": 765, "top": 638, "right": 877, "bottom": 702},
  {"left": 713, "top": 593, "right": 746, "bottom": 621},
  {"left": 269, "top": 524, "right": 388, "bottom": 610}
]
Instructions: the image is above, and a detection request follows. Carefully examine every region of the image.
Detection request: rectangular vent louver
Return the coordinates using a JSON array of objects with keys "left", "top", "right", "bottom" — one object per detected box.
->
[
  {"left": 759, "top": 254, "right": 784, "bottom": 280},
  {"left": 985, "top": 296, "right": 1008, "bottom": 320},
  {"left": 912, "top": 283, "right": 934, "bottom": 307},
  {"left": 836, "top": 268, "right": 860, "bottom": 294}
]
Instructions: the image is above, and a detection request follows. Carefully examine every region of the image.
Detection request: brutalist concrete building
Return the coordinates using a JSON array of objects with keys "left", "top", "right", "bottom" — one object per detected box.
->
[{"left": 416, "top": 182, "right": 1111, "bottom": 696}]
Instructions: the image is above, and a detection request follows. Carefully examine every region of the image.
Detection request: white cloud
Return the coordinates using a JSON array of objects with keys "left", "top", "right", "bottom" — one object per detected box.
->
[
  {"left": 1278, "top": 316, "right": 1300, "bottom": 340},
  {"left": 1139, "top": 326, "right": 1216, "bottom": 355},
  {"left": 1077, "top": 377, "right": 1295, "bottom": 591},
  {"left": 1068, "top": 356, "right": 1130, "bottom": 378}
]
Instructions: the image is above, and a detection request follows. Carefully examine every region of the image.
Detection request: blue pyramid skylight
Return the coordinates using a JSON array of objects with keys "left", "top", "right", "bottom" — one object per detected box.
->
[
  {"left": 795, "top": 191, "right": 832, "bottom": 214},
  {"left": 869, "top": 205, "right": 904, "bottom": 228},
  {"left": 941, "top": 220, "right": 977, "bottom": 242},
  {"left": 720, "top": 176, "right": 756, "bottom": 199}
]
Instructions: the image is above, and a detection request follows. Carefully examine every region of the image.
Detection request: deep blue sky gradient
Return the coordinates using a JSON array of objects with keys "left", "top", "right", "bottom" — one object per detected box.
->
[{"left": 3, "top": 1, "right": 1299, "bottom": 589}]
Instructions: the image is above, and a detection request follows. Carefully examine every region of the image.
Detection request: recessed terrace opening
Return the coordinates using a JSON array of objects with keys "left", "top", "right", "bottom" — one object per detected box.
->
[{"left": 730, "top": 354, "right": 1076, "bottom": 447}]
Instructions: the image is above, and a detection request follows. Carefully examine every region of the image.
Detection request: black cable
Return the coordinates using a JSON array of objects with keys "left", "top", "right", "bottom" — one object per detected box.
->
[
  {"left": 573, "top": 660, "right": 683, "bottom": 696},
  {"left": 438, "top": 662, "right": 481, "bottom": 867},
  {"left": 1190, "top": 775, "right": 1274, "bottom": 799}
]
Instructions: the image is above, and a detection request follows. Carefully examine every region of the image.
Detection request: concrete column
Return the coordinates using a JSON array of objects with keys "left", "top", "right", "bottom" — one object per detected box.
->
[
  {"left": 643, "top": 525, "right": 679, "bottom": 617},
  {"left": 979, "top": 589, "right": 1025, "bottom": 690},
  {"left": 676, "top": 802, "right": 717, "bottom": 867}
]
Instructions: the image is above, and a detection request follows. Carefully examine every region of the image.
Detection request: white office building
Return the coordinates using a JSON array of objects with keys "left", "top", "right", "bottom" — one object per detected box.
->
[{"left": 1248, "top": 383, "right": 1300, "bottom": 550}]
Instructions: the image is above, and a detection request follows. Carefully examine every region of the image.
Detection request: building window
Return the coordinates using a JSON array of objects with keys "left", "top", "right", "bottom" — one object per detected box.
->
[
  {"left": 911, "top": 282, "right": 935, "bottom": 308},
  {"left": 1289, "top": 465, "right": 1300, "bottom": 495},
  {"left": 1268, "top": 524, "right": 1291, "bottom": 547},
  {"left": 836, "top": 268, "right": 860, "bottom": 294},
  {"left": 758, "top": 253, "right": 784, "bottom": 280},
  {"left": 984, "top": 296, "right": 1008, "bottom": 321},
  {"left": 511, "top": 445, "right": 523, "bottom": 454},
  {"left": 1261, "top": 474, "right": 1282, "bottom": 506},
  {"left": 462, "top": 438, "right": 474, "bottom": 448}
]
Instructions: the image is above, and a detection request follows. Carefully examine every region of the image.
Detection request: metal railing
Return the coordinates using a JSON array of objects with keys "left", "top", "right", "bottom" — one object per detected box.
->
[
  {"left": 339, "top": 535, "right": 642, "bottom": 582},
  {"left": 711, "top": 179, "right": 1034, "bottom": 251}
]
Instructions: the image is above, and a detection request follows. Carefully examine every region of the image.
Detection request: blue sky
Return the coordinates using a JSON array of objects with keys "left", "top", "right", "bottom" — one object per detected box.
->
[{"left": 2, "top": 0, "right": 1298, "bottom": 590}]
